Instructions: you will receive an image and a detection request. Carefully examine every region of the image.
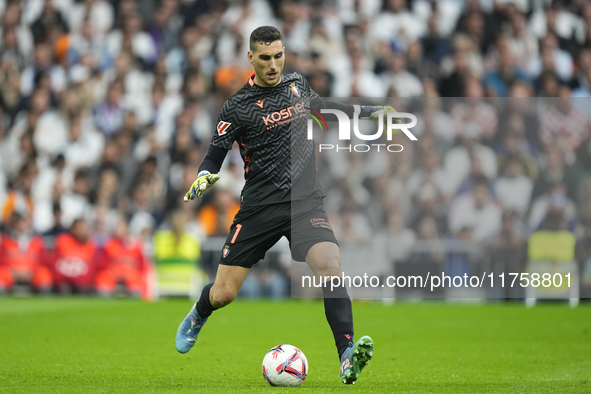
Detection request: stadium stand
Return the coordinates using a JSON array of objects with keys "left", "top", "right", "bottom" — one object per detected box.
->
[{"left": 0, "top": 0, "right": 590, "bottom": 300}]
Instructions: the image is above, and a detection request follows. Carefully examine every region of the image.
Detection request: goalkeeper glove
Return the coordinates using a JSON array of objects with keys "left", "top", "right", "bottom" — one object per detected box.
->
[
  {"left": 360, "top": 105, "right": 401, "bottom": 124},
  {"left": 184, "top": 171, "right": 220, "bottom": 201}
]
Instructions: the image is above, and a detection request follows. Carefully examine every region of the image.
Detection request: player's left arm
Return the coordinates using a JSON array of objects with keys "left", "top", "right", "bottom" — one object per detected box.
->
[
  {"left": 315, "top": 99, "right": 398, "bottom": 123},
  {"left": 300, "top": 75, "right": 398, "bottom": 124},
  {"left": 185, "top": 99, "right": 240, "bottom": 201}
]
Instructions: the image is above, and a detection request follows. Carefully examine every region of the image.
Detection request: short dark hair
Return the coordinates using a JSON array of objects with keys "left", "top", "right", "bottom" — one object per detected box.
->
[{"left": 249, "top": 26, "right": 283, "bottom": 51}]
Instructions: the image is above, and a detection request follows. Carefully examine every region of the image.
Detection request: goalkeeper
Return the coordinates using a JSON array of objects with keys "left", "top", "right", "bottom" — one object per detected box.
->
[{"left": 175, "top": 25, "right": 396, "bottom": 385}]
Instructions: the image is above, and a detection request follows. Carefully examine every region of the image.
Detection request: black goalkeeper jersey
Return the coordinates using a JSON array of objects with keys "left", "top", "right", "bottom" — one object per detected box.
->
[{"left": 210, "top": 72, "right": 323, "bottom": 207}]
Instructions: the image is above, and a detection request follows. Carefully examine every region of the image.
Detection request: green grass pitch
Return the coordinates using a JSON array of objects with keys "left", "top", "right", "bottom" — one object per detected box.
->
[{"left": 0, "top": 298, "right": 589, "bottom": 393}]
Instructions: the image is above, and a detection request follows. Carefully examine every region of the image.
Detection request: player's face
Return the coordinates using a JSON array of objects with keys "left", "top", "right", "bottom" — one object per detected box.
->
[{"left": 248, "top": 40, "right": 285, "bottom": 87}]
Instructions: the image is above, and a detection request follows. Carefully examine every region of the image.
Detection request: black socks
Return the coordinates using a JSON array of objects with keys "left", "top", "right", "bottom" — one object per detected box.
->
[
  {"left": 195, "top": 283, "right": 218, "bottom": 319},
  {"left": 195, "top": 281, "right": 353, "bottom": 359},
  {"left": 322, "top": 284, "right": 354, "bottom": 359}
]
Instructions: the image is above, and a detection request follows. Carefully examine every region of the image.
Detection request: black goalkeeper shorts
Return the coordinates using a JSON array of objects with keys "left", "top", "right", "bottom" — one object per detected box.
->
[{"left": 218, "top": 198, "right": 338, "bottom": 268}]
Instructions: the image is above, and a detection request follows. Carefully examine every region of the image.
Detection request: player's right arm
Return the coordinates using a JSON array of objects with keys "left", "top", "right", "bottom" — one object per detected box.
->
[{"left": 184, "top": 100, "right": 243, "bottom": 201}]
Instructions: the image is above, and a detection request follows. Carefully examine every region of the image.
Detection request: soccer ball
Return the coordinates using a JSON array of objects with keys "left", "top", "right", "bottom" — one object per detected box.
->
[{"left": 262, "top": 344, "right": 308, "bottom": 387}]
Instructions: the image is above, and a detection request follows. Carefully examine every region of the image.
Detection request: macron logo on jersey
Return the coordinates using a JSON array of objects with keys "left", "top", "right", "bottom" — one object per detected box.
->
[{"left": 217, "top": 121, "right": 231, "bottom": 136}]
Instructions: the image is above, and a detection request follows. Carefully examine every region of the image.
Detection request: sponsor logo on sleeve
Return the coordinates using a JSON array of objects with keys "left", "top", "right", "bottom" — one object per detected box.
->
[{"left": 217, "top": 121, "right": 231, "bottom": 135}]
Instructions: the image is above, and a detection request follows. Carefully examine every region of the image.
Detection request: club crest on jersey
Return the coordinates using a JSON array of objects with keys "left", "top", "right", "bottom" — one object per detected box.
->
[
  {"left": 222, "top": 245, "right": 230, "bottom": 258},
  {"left": 217, "top": 121, "right": 231, "bottom": 136},
  {"left": 289, "top": 82, "right": 300, "bottom": 96}
]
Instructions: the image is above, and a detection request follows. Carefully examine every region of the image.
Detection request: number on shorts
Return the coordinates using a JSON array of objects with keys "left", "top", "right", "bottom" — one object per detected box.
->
[{"left": 231, "top": 224, "right": 242, "bottom": 243}]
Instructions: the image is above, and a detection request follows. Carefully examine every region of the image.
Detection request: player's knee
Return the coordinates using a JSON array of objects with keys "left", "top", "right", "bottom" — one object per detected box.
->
[
  {"left": 211, "top": 287, "right": 237, "bottom": 308},
  {"left": 315, "top": 255, "right": 342, "bottom": 277}
]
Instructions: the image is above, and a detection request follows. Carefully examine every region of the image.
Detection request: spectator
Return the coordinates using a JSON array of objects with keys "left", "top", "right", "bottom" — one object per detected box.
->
[
  {"left": 407, "top": 148, "right": 452, "bottom": 203},
  {"left": 490, "top": 210, "right": 528, "bottom": 297},
  {"left": 68, "top": 0, "right": 114, "bottom": 38},
  {"left": 528, "top": 2, "right": 585, "bottom": 55},
  {"left": 536, "top": 69, "right": 560, "bottom": 97},
  {"left": 573, "top": 48, "right": 591, "bottom": 95},
  {"left": 505, "top": 8, "right": 538, "bottom": 72},
  {"left": 92, "top": 167, "right": 120, "bottom": 209},
  {"left": 421, "top": 14, "right": 452, "bottom": 71},
  {"left": 333, "top": 48, "right": 384, "bottom": 97},
  {"left": 132, "top": 156, "right": 166, "bottom": 215},
  {"left": 0, "top": 2, "right": 33, "bottom": 67},
  {"left": 60, "top": 168, "right": 91, "bottom": 228},
  {"left": 331, "top": 205, "right": 373, "bottom": 246},
  {"left": 0, "top": 212, "right": 52, "bottom": 294},
  {"left": 439, "top": 34, "right": 484, "bottom": 97},
  {"left": 575, "top": 132, "right": 591, "bottom": 175},
  {"left": 0, "top": 171, "right": 6, "bottom": 217},
  {"left": 527, "top": 33, "right": 574, "bottom": 82},
  {"left": 2, "top": 161, "right": 36, "bottom": 225},
  {"left": 94, "top": 79, "right": 125, "bottom": 137},
  {"left": 443, "top": 122, "right": 497, "bottom": 195},
  {"left": 410, "top": 182, "right": 448, "bottom": 237},
  {"left": 20, "top": 41, "right": 66, "bottom": 96},
  {"left": 151, "top": 80, "right": 183, "bottom": 148},
  {"left": 106, "top": 12, "right": 157, "bottom": 66},
  {"left": 451, "top": 77, "right": 498, "bottom": 143},
  {"left": 376, "top": 210, "right": 416, "bottom": 263},
  {"left": 497, "top": 81, "right": 541, "bottom": 153},
  {"left": 0, "top": 127, "right": 37, "bottom": 180},
  {"left": 197, "top": 188, "right": 240, "bottom": 238},
  {"left": 1, "top": 25, "right": 28, "bottom": 69},
  {"left": 413, "top": 0, "right": 462, "bottom": 38},
  {"left": 30, "top": 0, "right": 69, "bottom": 44},
  {"left": 408, "top": 215, "right": 445, "bottom": 264},
  {"left": 496, "top": 131, "right": 538, "bottom": 181},
  {"left": 532, "top": 147, "right": 579, "bottom": 202},
  {"left": 370, "top": 0, "right": 425, "bottom": 50},
  {"left": 63, "top": 111, "right": 105, "bottom": 170},
  {"left": 455, "top": 153, "right": 490, "bottom": 196},
  {"left": 539, "top": 85, "right": 589, "bottom": 153},
  {"left": 95, "top": 218, "right": 150, "bottom": 297},
  {"left": 53, "top": 218, "right": 98, "bottom": 294},
  {"left": 454, "top": 0, "right": 497, "bottom": 51},
  {"left": 528, "top": 209, "right": 577, "bottom": 269},
  {"left": 572, "top": 67, "right": 591, "bottom": 98},
  {"left": 412, "top": 97, "right": 456, "bottom": 153},
  {"left": 3, "top": 0, "right": 591, "bottom": 299},
  {"left": 383, "top": 51, "right": 423, "bottom": 97},
  {"left": 154, "top": 211, "right": 201, "bottom": 263},
  {"left": 494, "top": 157, "right": 533, "bottom": 216},
  {"left": 483, "top": 41, "right": 529, "bottom": 97},
  {"left": 43, "top": 201, "right": 66, "bottom": 239},
  {"left": 153, "top": 210, "right": 204, "bottom": 296},
  {"left": 448, "top": 175, "right": 502, "bottom": 242},
  {"left": 458, "top": 10, "right": 489, "bottom": 54},
  {"left": 529, "top": 183, "right": 577, "bottom": 232}
]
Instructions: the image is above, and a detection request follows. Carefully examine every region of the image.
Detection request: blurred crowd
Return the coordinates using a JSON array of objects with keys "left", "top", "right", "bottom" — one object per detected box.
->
[{"left": 1, "top": 0, "right": 591, "bottom": 297}]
